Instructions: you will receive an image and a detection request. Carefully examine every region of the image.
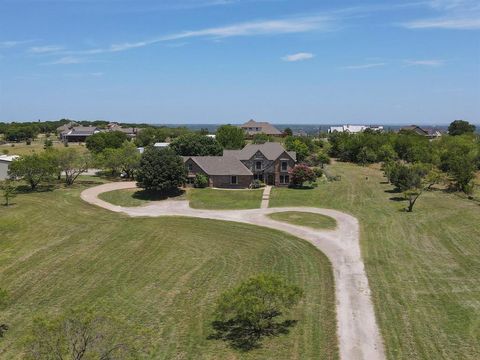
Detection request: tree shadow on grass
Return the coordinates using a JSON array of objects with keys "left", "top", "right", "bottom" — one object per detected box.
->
[
  {"left": 208, "top": 318, "right": 297, "bottom": 351},
  {"left": 132, "top": 188, "right": 185, "bottom": 202},
  {"left": 389, "top": 196, "right": 406, "bottom": 202},
  {"left": 14, "top": 184, "right": 56, "bottom": 194}
]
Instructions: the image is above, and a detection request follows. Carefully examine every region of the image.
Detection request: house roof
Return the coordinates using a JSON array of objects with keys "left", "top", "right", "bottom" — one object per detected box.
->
[
  {"left": 400, "top": 125, "right": 430, "bottom": 136},
  {"left": 0, "top": 155, "right": 20, "bottom": 162},
  {"left": 185, "top": 156, "right": 253, "bottom": 176},
  {"left": 64, "top": 126, "right": 100, "bottom": 136},
  {"left": 224, "top": 142, "right": 295, "bottom": 162},
  {"left": 240, "top": 120, "right": 282, "bottom": 135}
]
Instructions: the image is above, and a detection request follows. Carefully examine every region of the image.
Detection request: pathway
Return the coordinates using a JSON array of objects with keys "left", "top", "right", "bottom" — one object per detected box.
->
[
  {"left": 81, "top": 182, "right": 385, "bottom": 360},
  {"left": 261, "top": 185, "right": 272, "bottom": 208}
]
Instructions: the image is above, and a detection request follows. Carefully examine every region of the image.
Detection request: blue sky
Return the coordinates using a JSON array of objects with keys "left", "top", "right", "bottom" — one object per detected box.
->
[{"left": 0, "top": 0, "right": 479, "bottom": 125}]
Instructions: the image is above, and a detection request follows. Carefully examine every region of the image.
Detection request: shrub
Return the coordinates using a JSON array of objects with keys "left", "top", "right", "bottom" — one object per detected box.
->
[
  {"left": 289, "top": 164, "right": 316, "bottom": 188},
  {"left": 194, "top": 174, "right": 209, "bottom": 188},
  {"left": 211, "top": 274, "right": 303, "bottom": 350}
]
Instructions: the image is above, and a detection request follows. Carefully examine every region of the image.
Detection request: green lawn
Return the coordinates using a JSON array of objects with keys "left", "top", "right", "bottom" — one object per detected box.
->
[
  {"left": 268, "top": 212, "right": 337, "bottom": 230},
  {"left": 0, "top": 135, "right": 87, "bottom": 156},
  {"left": 188, "top": 188, "right": 263, "bottom": 209},
  {"left": 270, "top": 162, "right": 480, "bottom": 360},
  {"left": 98, "top": 188, "right": 186, "bottom": 207},
  {"left": 0, "top": 182, "right": 337, "bottom": 359}
]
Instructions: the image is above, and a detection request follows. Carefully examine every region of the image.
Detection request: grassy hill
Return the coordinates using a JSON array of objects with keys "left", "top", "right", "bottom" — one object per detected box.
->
[
  {"left": 0, "top": 182, "right": 337, "bottom": 359},
  {"left": 270, "top": 162, "right": 480, "bottom": 360}
]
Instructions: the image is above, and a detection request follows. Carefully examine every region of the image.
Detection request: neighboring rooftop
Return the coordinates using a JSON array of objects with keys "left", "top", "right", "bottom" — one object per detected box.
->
[
  {"left": 224, "top": 142, "right": 296, "bottom": 162},
  {"left": 0, "top": 155, "right": 20, "bottom": 162},
  {"left": 240, "top": 119, "right": 282, "bottom": 136},
  {"left": 186, "top": 156, "right": 253, "bottom": 176}
]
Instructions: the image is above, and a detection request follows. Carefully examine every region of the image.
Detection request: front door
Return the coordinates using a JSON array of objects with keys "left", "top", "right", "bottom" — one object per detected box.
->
[{"left": 267, "top": 174, "right": 275, "bottom": 186}]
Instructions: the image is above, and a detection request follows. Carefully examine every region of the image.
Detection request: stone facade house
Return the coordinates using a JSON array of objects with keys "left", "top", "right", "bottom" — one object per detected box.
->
[
  {"left": 240, "top": 119, "right": 283, "bottom": 137},
  {"left": 184, "top": 142, "right": 296, "bottom": 188}
]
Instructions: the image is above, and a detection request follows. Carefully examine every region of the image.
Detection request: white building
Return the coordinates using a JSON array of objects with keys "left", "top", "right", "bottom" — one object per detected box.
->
[
  {"left": 328, "top": 125, "right": 384, "bottom": 134},
  {"left": 0, "top": 155, "right": 20, "bottom": 180}
]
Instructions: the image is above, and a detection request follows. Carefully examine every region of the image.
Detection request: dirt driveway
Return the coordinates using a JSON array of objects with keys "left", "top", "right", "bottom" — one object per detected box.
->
[{"left": 81, "top": 182, "right": 385, "bottom": 360}]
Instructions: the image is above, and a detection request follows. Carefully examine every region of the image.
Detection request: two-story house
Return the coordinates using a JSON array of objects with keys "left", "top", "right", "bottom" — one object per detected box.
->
[{"left": 183, "top": 142, "right": 296, "bottom": 188}]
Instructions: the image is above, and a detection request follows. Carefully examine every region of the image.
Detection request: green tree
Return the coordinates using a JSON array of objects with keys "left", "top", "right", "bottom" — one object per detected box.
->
[
  {"left": 97, "top": 141, "right": 141, "bottom": 178},
  {"left": 194, "top": 174, "right": 209, "bottom": 188},
  {"left": 448, "top": 120, "right": 476, "bottom": 136},
  {"left": 170, "top": 133, "right": 223, "bottom": 156},
  {"left": 216, "top": 125, "right": 245, "bottom": 150},
  {"left": 290, "top": 164, "right": 317, "bottom": 188},
  {"left": 282, "top": 127, "right": 293, "bottom": 136},
  {"left": 285, "top": 138, "right": 309, "bottom": 162},
  {"left": 1, "top": 180, "right": 17, "bottom": 206},
  {"left": 50, "top": 148, "right": 91, "bottom": 186},
  {"left": 252, "top": 133, "right": 273, "bottom": 144},
  {"left": 86, "top": 131, "right": 128, "bottom": 153},
  {"left": 8, "top": 154, "right": 56, "bottom": 190},
  {"left": 211, "top": 274, "right": 303, "bottom": 350},
  {"left": 24, "top": 308, "right": 139, "bottom": 360},
  {"left": 136, "top": 147, "right": 186, "bottom": 193},
  {"left": 388, "top": 163, "right": 441, "bottom": 212}
]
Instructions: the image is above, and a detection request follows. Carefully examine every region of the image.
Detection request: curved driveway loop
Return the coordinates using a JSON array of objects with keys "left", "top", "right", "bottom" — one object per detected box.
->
[{"left": 81, "top": 182, "right": 385, "bottom": 360}]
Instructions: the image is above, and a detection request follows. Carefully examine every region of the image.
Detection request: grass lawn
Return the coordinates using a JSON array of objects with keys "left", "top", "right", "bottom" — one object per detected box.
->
[
  {"left": 0, "top": 182, "right": 337, "bottom": 359},
  {"left": 0, "top": 136, "right": 87, "bottom": 156},
  {"left": 270, "top": 162, "right": 480, "bottom": 360},
  {"left": 268, "top": 212, "right": 337, "bottom": 230},
  {"left": 188, "top": 188, "right": 263, "bottom": 209},
  {"left": 98, "top": 188, "right": 186, "bottom": 207}
]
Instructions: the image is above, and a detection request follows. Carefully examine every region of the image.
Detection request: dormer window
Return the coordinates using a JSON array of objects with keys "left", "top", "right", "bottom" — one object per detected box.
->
[
  {"left": 187, "top": 163, "right": 193, "bottom": 171},
  {"left": 281, "top": 161, "right": 288, "bottom": 171},
  {"left": 256, "top": 161, "right": 262, "bottom": 170}
]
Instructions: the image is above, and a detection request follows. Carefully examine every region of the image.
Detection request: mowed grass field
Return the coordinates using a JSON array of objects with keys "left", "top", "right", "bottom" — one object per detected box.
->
[
  {"left": 268, "top": 212, "right": 337, "bottom": 230},
  {"left": 98, "top": 188, "right": 187, "bottom": 207},
  {"left": 270, "top": 163, "right": 480, "bottom": 360},
  {"left": 0, "top": 182, "right": 338, "bottom": 359},
  {"left": 188, "top": 188, "right": 263, "bottom": 209},
  {"left": 0, "top": 136, "right": 87, "bottom": 156}
]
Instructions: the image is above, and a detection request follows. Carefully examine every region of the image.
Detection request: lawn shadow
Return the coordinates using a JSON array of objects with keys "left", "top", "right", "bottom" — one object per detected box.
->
[
  {"left": 390, "top": 196, "right": 406, "bottom": 202},
  {"left": 14, "top": 184, "right": 56, "bottom": 194},
  {"left": 208, "top": 318, "right": 297, "bottom": 352},
  {"left": 132, "top": 188, "right": 185, "bottom": 202}
]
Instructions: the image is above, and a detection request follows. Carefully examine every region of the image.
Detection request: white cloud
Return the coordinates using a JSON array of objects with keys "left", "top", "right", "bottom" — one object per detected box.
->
[
  {"left": 403, "top": 0, "right": 480, "bottom": 29},
  {"left": 282, "top": 52, "right": 315, "bottom": 62},
  {"left": 29, "top": 45, "right": 64, "bottom": 54},
  {"left": 63, "top": 15, "right": 333, "bottom": 55},
  {"left": 47, "top": 56, "right": 87, "bottom": 65},
  {"left": 402, "top": 17, "right": 480, "bottom": 29},
  {"left": 404, "top": 59, "right": 445, "bottom": 67},
  {"left": 0, "top": 40, "right": 33, "bottom": 48},
  {"left": 342, "top": 63, "right": 386, "bottom": 70}
]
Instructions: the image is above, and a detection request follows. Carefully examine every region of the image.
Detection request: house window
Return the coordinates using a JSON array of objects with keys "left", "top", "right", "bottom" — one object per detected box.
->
[
  {"left": 281, "top": 161, "right": 288, "bottom": 171},
  {"left": 256, "top": 161, "right": 262, "bottom": 170},
  {"left": 231, "top": 176, "right": 238, "bottom": 184},
  {"left": 280, "top": 175, "right": 290, "bottom": 184},
  {"left": 187, "top": 163, "right": 193, "bottom": 171}
]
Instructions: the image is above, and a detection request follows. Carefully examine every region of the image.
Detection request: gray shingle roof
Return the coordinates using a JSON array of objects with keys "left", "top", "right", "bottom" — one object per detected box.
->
[
  {"left": 186, "top": 156, "right": 253, "bottom": 176},
  {"left": 240, "top": 120, "right": 282, "bottom": 136},
  {"left": 66, "top": 126, "right": 100, "bottom": 136},
  {"left": 225, "top": 142, "right": 295, "bottom": 161}
]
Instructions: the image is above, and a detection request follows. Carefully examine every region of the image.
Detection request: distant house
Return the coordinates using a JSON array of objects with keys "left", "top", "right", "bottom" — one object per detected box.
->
[
  {"left": 240, "top": 119, "right": 283, "bottom": 137},
  {"left": 60, "top": 126, "right": 101, "bottom": 142},
  {"left": 56, "top": 121, "right": 79, "bottom": 134},
  {"left": 0, "top": 155, "right": 20, "bottom": 180},
  {"left": 328, "top": 125, "right": 384, "bottom": 134},
  {"left": 400, "top": 125, "right": 443, "bottom": 139},
  {"left": 184, "top": 142, "right": 296, "bottom": 188},
  {"left": 107, "top": 122, "right": 140, "bottom": 138}
]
